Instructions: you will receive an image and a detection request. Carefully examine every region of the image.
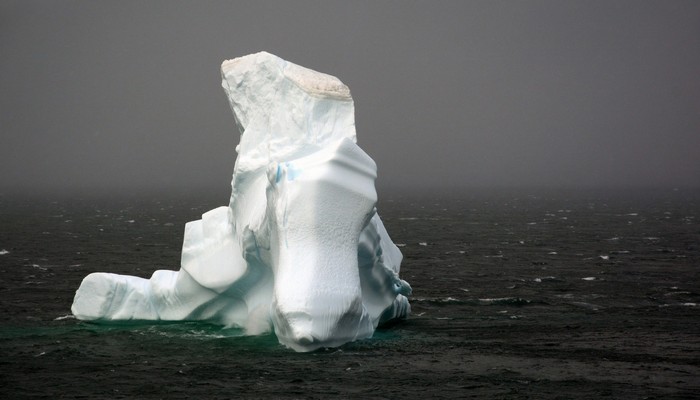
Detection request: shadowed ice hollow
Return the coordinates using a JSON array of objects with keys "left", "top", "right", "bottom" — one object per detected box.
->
[{"left": 71, "top": 51, "right": 412, "bottom": 352}]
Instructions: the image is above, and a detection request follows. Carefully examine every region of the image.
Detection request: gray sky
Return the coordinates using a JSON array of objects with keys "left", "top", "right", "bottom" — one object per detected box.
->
[{"left": 2, "top": 1, "right": 699, "bottom": 196}]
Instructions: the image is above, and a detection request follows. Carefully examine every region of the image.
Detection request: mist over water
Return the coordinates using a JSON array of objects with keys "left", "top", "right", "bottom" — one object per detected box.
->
[{"left": 2, "top": 1, "right": 700, "bottom": 195}]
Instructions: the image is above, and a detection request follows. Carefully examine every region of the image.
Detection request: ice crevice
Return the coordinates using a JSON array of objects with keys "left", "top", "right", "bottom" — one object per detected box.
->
[{"left": 71, "top": 51, "right": 411, "bottom": 352}]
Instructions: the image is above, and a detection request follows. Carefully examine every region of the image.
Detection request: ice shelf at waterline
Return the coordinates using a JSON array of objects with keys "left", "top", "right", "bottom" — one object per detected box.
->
[{"left": 71, "top": 52, "right": 412, "bottom": 352}]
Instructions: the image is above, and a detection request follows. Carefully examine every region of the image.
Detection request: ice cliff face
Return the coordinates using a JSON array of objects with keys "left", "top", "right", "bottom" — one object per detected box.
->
[{"left": 71, "top": 52, "right": 411, "bottom": 352}]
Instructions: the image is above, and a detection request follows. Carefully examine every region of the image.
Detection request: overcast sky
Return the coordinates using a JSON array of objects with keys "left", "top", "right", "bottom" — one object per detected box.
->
[{"left": 1, "top": 1, "right": 699, "bottom": 197}]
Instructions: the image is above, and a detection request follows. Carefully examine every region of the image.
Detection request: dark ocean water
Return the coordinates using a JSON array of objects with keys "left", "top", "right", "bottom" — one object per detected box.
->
[{"left": 1, "top": 188, "right": 699, "bottom": 399}]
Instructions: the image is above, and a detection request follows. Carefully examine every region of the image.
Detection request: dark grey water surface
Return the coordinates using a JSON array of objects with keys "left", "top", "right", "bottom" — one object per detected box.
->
[{"left": 1, "top": 188, "right": 699, "bottom": 399}]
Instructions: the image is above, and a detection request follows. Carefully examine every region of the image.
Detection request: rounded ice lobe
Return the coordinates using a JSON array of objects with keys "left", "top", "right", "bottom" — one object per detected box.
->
[{"left": 71, "top": 52, "right": 411, "bottom": 352}]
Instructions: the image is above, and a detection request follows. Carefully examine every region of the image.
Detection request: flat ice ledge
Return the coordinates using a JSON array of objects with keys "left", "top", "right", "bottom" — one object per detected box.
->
[{"left": 72, "top": 52, "right": 411, "bottom": 352}]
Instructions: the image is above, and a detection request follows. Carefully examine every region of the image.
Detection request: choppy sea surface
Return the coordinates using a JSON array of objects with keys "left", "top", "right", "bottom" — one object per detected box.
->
[{"left": 1, "top": 188, "right": 698, "bottom": 399}]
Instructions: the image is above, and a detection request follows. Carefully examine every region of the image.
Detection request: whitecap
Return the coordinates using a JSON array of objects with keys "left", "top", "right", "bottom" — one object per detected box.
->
[
  {"left": 412, "top": 297, "right": 461, "bottom": 303},
  {"left": 664, "top": 291, "right": 691, "bottom": 296},
  {"left": 659, "top": 303, "right": 698, "bottom": 308},
  {"left": 54, "top": 314, "right": 76, "bottom": 321},
  {"left": 0, "top": 249, "right": 9, "bottom": 255},
  {"left": 478, "top": 297, "right": 531, "bottom": 306}
]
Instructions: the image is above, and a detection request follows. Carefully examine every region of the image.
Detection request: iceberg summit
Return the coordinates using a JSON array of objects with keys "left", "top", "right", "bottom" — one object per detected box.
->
[{"left": 71, "top": 52, "right": 412, "bottom": 352}]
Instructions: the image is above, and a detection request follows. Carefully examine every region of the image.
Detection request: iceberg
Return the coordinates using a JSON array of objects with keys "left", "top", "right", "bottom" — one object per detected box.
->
[{"left": 71, "top": 52, "right": 412, "bottom": 352}]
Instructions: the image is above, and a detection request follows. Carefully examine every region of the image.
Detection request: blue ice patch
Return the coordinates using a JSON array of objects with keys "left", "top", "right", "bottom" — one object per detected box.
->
[
  {"left": 275, "top": 164, "right": 282, "bottom": 183},
  {"left": 285, "top": 162, "right": 300, "bottom": 181}
]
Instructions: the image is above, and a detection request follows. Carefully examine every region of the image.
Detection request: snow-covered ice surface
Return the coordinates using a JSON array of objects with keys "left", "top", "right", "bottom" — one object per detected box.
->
[{"left": 71, "top": 52, "right": 411, "bottom": 352}]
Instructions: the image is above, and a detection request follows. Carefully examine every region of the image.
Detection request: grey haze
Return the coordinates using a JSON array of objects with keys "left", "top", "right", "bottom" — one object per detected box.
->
[{"left": 1, "top": 1, "right": 699, "bottom": 196}]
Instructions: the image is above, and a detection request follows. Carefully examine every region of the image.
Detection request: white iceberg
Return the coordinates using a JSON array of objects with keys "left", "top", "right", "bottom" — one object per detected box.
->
[{"left": 71, "top": 52, "right": 411, "bottom": 352}]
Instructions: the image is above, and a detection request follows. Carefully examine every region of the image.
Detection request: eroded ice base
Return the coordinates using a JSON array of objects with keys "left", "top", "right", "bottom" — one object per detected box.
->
[{"left": 71, "top": 52, "right": 411, "bottom": 351}]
